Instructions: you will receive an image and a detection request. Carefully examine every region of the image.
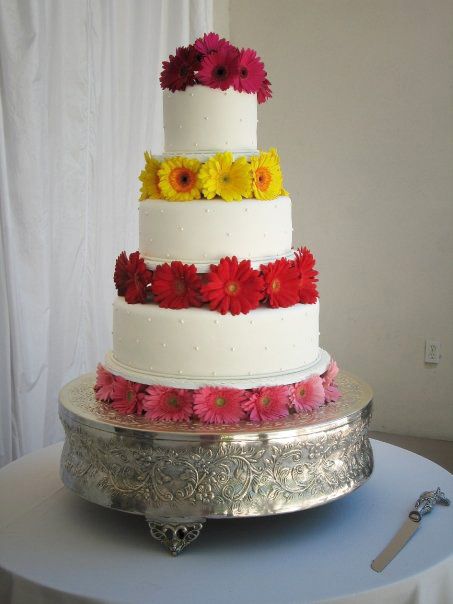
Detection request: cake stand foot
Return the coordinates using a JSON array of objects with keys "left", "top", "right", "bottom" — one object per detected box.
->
[{"left": 146, "top": 517, "right": 206, "bottom": 556}]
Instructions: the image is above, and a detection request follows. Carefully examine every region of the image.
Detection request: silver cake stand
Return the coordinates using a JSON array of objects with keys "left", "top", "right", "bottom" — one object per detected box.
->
[{"left": 59, "top": 371, "right": 373, "bottom": 555}]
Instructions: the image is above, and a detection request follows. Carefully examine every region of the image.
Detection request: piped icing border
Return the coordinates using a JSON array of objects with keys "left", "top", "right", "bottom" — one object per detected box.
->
[
  {"left": 114, "top": 248, "right": 319, "bottom": 313},
  {"left": 95, "top": 360, "right": 341, "bottom": 425},
  {"left": 138, "top": 149, "right": 288, "bottom": 202}
]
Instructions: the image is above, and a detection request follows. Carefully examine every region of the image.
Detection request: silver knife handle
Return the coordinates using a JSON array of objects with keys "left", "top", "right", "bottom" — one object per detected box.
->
[{"left": 410, "top": 487, "right": 450, "bottom": 521}]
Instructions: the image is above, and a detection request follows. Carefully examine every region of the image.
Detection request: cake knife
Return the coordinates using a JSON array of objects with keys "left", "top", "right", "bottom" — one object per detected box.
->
[{"left": 371, "top": 487, "right": 450, "bottom": 572}]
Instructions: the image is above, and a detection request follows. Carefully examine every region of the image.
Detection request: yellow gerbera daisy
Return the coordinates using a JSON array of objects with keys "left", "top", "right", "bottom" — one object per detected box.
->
[
  {"left": 199, "top": 152, "right": 252, "bottom": 202},
  {"left": 138, "top": 151, "right": 161, "bottom": 200},
  {"left": 250, "top": 148, "right": 284, "bottom": 200},
  {"left": 158, "top": 156, "right": 201, "bottom": 201}
]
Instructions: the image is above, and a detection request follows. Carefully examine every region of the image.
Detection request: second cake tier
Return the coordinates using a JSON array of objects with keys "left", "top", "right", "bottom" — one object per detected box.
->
[
  {"left": 139, "top": 197, "right": 293, "bottom": 271},
  {"left": 105, "top": 297, "right": 328, "bottom": 389}
]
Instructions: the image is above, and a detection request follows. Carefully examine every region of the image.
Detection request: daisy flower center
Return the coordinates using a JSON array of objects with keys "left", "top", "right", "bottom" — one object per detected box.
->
[
  {"left": 255, "top": 167, "right": 272, "bottom": 191},
  {"left": 174, "top": 278, "right": 187, "bottom": 295},
  {"left": 215, "top": 396, "right": 226, "bottom": 407},
  {"left": 271, "top": 278, "right": 281, "bottom": 292},
  {"left": 261, "top": 396, "right": 271, "bottom": 407},
  {"left": 166, "top": 395, "right": 180, "bottom": 409},
  {"left": 169, "top": 167, "right": 196, "bottom": 192},
  {"left": 126, "top": 390, "right": 134, "bottom": 402},
  {"left": 214, "top": 65, "right": 228, "bottom": 80},
  {"left": 298, "top": 388, "right": 306, "bottom": 397},
  {"left": 225, "top": 281, "right": 240, "bottom": 295},
  {"left": 179, "top": 65, "right": 189, "bottom": 77},
  {"left": 240, "top": 67, "right": 248, "bottom": 78}
]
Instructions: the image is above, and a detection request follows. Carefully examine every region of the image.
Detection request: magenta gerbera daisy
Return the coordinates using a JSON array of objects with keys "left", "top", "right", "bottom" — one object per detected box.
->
[
  {"left": 257, "top": 76, "right": 272, "bottom": 104},
  {"left": 197, "top": 45, "right": 239, "bottom": 90},
  {"left": 193, "top": 386, "right": 247, "bottom": 424},
  {"left": 290, "top": 375, "right": 325, "bottom": 412},
  {"left": 142, "top": 386, "right": 194, "bottom": 422},
  {"left": 94, "top": 364, "right": 116, "bottom": 402},
  {"left": 111, "top": 377, "right": 144, "bottom": 415},
  {"left": 160, "top": 45, "right": 198, "bottom": 92},
  {"left": 201, "top": 256, "right": 264, "bottom": 315},
  {"left": 233, "top": 48, "right": 266, "bottom": 94},
  {"left": 193, "top": 32, "right": 232, "bottom": 57}
]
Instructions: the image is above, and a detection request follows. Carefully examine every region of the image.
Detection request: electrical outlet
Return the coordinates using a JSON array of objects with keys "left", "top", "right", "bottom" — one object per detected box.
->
[{"left": 425, "top": 340, "right": 440, "bottom": 364}]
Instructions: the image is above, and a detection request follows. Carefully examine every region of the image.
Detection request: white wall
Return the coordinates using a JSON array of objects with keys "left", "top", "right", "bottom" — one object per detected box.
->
[{"left": 228, "top": 0, "right": 453, "bottom": 439}]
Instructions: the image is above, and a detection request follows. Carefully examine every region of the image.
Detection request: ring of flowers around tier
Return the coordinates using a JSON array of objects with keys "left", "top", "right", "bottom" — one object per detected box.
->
[
  {"left": 114, "top": 249, "right": 319, "bottom": 314},
  {"left": 95, "top": 361, "right": 341, "bottom": 425},
  {"left": 160, "top": 32, "right": 272, "bottom": 103},
  {"left": 138, "top": 149, "right": 288, "bottom": 202}
]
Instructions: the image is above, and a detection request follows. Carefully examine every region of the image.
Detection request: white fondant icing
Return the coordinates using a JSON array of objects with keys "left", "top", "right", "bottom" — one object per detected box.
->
[
  {"left": 106, "top": 297, "right": 325, "bottom": 388},
  {"left": 163, "top": 87, "right": 257, "bottom": 156},
  {"left": 139, "top": 197, "right": 293, "bottom": 271}
]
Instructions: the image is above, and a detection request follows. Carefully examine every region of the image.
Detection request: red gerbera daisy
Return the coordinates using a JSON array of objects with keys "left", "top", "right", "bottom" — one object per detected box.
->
[
  {"left": 293, "top": 246, "right": 319, "bottom": 304},
  {"left": 242, "top": 386, "right": 290, "bottom": 422},
  {"left": 193, "top": 386, "right": 246, "bottom": 424},
  {"left": 193, "top": 32, "right": 232, "bottom": 57},
  {"left": 261, "top": 258, "right": 299, "bottom": 308},
  {"left": 233, "top": 48, "right": 266, "bottom": 94},
  {"left": 152, "top": 261, "right": 202, "bottom": 309},
  {"left": 201, "top": 256, "right": 264, "bottom": 315},
  {"left": 111, "top": 377, "right": 144, "bottom": 415},
  {"left": 142, "top": 386, "right": 193, "bottom": 422},
  {"left": 197, "top": 45, "right": 239, "bottom": 91},
  {"left": 160, "top": 45, "right": 198, "bottom": 92},
  {"left": 257, "top": 76, "right": 272, "bottom": 104},
  {"left": 114, "top": 251, "right": 153, "bottom": 304}
]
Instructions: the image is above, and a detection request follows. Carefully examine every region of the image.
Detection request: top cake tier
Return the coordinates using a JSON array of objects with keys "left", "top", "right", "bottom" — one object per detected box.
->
[{"left": 163, "top": 87, "right": 257, "bottom": 157}]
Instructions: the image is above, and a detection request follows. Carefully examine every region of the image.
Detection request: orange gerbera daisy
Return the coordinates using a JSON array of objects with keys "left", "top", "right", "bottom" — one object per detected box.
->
[{"left": 158, "top": 156, "right": 201, "bottom": 201}]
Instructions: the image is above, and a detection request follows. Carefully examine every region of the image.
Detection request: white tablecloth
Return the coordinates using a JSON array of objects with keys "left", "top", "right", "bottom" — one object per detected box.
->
[{"left": 0, "top": 440, "right": 452, "bottom": 604}]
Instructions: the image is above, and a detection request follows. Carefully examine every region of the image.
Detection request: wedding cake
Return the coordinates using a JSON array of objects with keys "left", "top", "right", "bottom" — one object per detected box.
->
[{"left": 95, "top": 33, "right": 341, "bottom": 424}]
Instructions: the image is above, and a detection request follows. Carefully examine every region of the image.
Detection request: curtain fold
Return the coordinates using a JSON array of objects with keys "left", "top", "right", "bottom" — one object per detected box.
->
[{"left": 0, "top": 0, "right": 213, "bottom": 466}]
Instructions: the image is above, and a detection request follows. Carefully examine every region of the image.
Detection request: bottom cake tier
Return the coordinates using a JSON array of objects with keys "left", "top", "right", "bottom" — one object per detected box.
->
[
  {"left": 59, "top": 372, "right": 373, "bottom": 555},
  {"left": 106, "top": 297, "right": 327, "bottom": 389}
]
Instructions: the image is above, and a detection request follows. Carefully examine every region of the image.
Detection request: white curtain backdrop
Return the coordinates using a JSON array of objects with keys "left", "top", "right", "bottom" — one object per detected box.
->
[{"left": 0, "top": 0, "right": 213, "bottom": 467}]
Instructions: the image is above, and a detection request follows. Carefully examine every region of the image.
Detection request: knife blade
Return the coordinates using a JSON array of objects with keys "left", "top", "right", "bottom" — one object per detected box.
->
[{"left": 371, "top": 487, "right": 450, "bottom": 572}]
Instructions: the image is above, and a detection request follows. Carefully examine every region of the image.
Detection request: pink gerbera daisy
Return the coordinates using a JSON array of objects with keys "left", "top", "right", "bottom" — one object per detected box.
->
[
  {"left": 322, "top": 360, "right": 341, "bottom": 403},
  {"left": 111, "top": 377, "right": 144, "bottom": 415},
  {"left": 233, "top": 48, "right": 266, "bottom": 94},
  {"left": 94, "top": 363, "right": 117, "bottom": 401},
  {"left": 142, "top": 386, "right": 193, "bottom": 422},
  {"left": 242, "top": 386, "right": 290, "bottom": 422},
  {"left": 193, "top": 32, "right": 232, "bottom": 57},
  {"left": 193, "top": 386, "right": 246, "bottom": 424},
  {"left": 290, "top": 375, "right": 325, "bottom": 412},
  {"left": 197, "top": 45, "right": 239, "bottom": 90}
]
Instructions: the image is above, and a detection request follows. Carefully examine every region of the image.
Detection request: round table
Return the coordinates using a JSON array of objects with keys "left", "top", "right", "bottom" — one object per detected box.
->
[{"left": 0, "top": 441, "right": 451, "bottom": 604}]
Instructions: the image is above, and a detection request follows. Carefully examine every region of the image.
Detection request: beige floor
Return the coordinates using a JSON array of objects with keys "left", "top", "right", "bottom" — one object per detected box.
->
[{"left": 370, "top": 431, "right": 453, "bottom": 474}]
